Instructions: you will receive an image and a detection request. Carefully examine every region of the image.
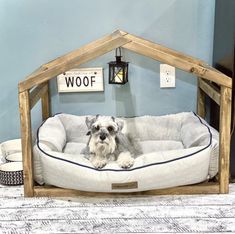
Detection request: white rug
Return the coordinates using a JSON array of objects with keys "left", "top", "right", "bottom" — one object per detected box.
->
[
  {"left": 1, "top": 150, "right": 235, "bottom": 233},
  {"left": 0, "top": 184, "right": 235, "bottom": 233}
]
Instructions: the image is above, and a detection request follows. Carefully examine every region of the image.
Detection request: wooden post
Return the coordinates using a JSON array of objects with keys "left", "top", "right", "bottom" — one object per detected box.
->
[
  {"left": 41, "top": 82, "right": 50, "bottom": 121},
  {"left": 19, "top": 90, "right": 34, "bottom": 197},
  {"left": 197, "top": 78, "right": 206, "bottom": 118},
  {"left": 219, "top": 86, "right": 232, "bottom": 193}
]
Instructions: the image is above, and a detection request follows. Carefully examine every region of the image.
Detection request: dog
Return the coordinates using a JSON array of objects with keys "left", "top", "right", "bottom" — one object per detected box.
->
[{"left": 82, "top": 115, "right": 141, "bottom": 169}]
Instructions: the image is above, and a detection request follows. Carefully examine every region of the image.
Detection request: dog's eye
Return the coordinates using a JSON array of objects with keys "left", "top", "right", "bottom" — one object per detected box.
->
[
  {"left": 107, "top": 126, "right": 114, "bottom": 132},
  {"left": 95, "top": 125, "right": 100, "bottom": 131}
]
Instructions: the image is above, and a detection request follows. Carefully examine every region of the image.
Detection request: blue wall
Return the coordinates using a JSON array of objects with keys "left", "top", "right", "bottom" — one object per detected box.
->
[{"left": 0, "top": 0, "right": 215, "bottom": 142}]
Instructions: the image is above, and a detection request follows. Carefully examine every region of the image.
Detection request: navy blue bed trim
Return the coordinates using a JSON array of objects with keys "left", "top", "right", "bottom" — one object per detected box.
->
[{"left": 36, "top": 112, "right": 212, "bottom": 172}]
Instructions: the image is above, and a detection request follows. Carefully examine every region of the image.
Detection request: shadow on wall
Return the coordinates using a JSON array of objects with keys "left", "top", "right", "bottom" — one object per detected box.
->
[{"left": 112, "top": 82, "right": 136, "bottom": 117}]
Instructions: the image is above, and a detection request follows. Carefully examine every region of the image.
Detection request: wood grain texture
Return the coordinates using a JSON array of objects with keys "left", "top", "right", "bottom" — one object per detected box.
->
[
  {"left": 41, "top": 30, "right": 126, "bottom": 71},
  {"left": 19, "top": 30, "right": 232, "bottom": 92},
  {"left": 18, "top": 91, "right": 34, "bottom": 197},
  {"left": 29, "top": 83, "right": 47, "bottom": 109},
  {"left": 18, "top": 31, "right": 130, "bottom": 92},
  {"left": 198, "top": 78, "right": 221, "bottom": 106},
  {"left": 197, "top": 78, "right": 206, "bottom": 118},
  {"left": 121, "top": 33, "right": 232, "bottom": 88},
  {"left": 120, "top": 30, "right": 206, "bottom": 66},
  {"left": 23, "top": 30, "right": 126, "bottom": 82},
  {"left": 219, "top": 87, "right": 232, "bottom": 194},
  {"left": 41, "top": 81, "right": 50, "bottom": 121},
  {"left": 33, "top": 183, "right": 220, "bottom": 197}
]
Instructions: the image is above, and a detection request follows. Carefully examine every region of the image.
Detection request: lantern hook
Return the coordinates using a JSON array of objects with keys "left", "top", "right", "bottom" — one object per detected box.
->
[{"left": 115, "top": 47, "right": 122, "bottom": 57}]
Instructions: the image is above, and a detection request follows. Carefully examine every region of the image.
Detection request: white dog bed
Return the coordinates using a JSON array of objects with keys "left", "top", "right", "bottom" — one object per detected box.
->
[{"left": 33, "top": 112, "right": 219, "bottom": 192}]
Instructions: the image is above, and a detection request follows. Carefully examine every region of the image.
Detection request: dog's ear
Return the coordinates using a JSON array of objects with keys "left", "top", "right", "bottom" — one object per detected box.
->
[
  {"left": 112, "top": 116, "right": 124, "bottom": 131},
  {"left": 117, "top": 119, "right": 124, "bottom": 131},
  {"left": 85, "top": 116, "right": 97, "bottom": 129}
]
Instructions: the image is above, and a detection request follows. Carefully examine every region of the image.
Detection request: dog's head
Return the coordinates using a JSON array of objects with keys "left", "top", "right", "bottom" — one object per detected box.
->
[{"left": 85, "top": 115, "right": 124, "bottom": 155}]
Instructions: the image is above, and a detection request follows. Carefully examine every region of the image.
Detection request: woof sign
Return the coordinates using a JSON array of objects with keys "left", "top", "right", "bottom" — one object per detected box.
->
[{"left": 57, "top": 68, "right": 104, "bottom": 93}]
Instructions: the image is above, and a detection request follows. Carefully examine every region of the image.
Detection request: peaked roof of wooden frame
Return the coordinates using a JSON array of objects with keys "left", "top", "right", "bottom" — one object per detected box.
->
[{"left": 18, "top": 30, "right": 232, "bottom": 92}]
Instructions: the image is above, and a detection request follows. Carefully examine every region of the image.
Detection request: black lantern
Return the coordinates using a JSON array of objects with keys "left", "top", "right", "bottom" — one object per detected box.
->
[{"left": 108, "top": 48, "right": 129, "bottom": 85}]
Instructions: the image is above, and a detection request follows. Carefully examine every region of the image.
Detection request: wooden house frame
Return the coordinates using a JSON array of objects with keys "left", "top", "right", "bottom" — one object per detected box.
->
[{"left": 18, "top": 30, "right": 232, "bottom": 197}]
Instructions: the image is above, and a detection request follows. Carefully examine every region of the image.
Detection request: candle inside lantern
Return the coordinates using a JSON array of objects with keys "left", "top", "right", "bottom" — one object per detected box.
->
[{"left": 114, "top": 70, "right": 124, "bottom": 83}]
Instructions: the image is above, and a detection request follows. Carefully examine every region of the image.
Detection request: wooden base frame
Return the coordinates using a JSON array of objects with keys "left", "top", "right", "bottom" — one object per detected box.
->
[
  {"left": 18, "top": 30, "right": 232, "bottom": 197},
  {"left": 33, "top": 182, "right": 220, "bottom": 197}
]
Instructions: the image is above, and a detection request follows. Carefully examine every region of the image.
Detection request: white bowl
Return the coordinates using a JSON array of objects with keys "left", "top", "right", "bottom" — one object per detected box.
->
[
  {"left": 6, "top": 152, "right": 23, "bottom": 162},
  {"left": 0, "top": 162, "right": 23, "bottom": 185},
  {"left": 1, "top": 139, "right": 22, "bottom": 157}
]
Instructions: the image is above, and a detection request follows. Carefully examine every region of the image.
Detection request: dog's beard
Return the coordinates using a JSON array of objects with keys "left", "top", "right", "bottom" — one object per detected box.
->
[{"left": 89, "top": 136, "right": 116, "bottom": 157}]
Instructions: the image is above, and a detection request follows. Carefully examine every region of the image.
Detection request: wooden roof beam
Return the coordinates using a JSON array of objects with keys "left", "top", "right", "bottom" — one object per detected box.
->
[
  {"left": 121, "top": 31, "right": 206, "bottom": 66},
  {"left": 122, "top": 33, "right": 232, "bottom": 88},
  {"left": 19, "top": 29, "right": 232, "bottom": 92},
  {"left": 18, "top": 30, "right": 130, "bottom": 92}
]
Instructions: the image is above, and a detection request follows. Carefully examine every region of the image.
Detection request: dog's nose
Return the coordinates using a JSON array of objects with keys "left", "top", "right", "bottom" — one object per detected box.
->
[{"left": 100, "top": 135, "right": 106, "bottom": 141}]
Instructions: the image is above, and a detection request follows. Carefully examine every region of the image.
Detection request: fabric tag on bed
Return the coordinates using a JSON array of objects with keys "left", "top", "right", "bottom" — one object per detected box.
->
[{"left": 111, "top": 181, "right": 138, "bottom": 190}]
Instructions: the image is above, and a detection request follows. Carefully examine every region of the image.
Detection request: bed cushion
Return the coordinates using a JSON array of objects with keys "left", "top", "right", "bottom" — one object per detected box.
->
[{"left": 33, "top": 112, "right": 219, "bottom": 192}]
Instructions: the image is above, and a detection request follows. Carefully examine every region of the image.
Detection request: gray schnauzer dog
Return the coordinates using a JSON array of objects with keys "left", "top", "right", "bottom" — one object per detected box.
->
[{"left": 82, "top": 115, "right": 141, "bottom": 169}]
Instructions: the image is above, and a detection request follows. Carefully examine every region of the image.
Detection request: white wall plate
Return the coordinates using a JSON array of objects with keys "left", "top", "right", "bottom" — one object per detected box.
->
[{"left": 160, "top": 64, "right": 176, "bottom": 88}]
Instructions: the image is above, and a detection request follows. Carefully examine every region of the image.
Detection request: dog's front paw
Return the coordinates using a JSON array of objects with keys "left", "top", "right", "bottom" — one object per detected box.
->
[
  {"left": 117, "top": 152, "right": 134, "bottom": 169},
  {"left": 91, "top": 158, "right": 107, "bottom": 169}
]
